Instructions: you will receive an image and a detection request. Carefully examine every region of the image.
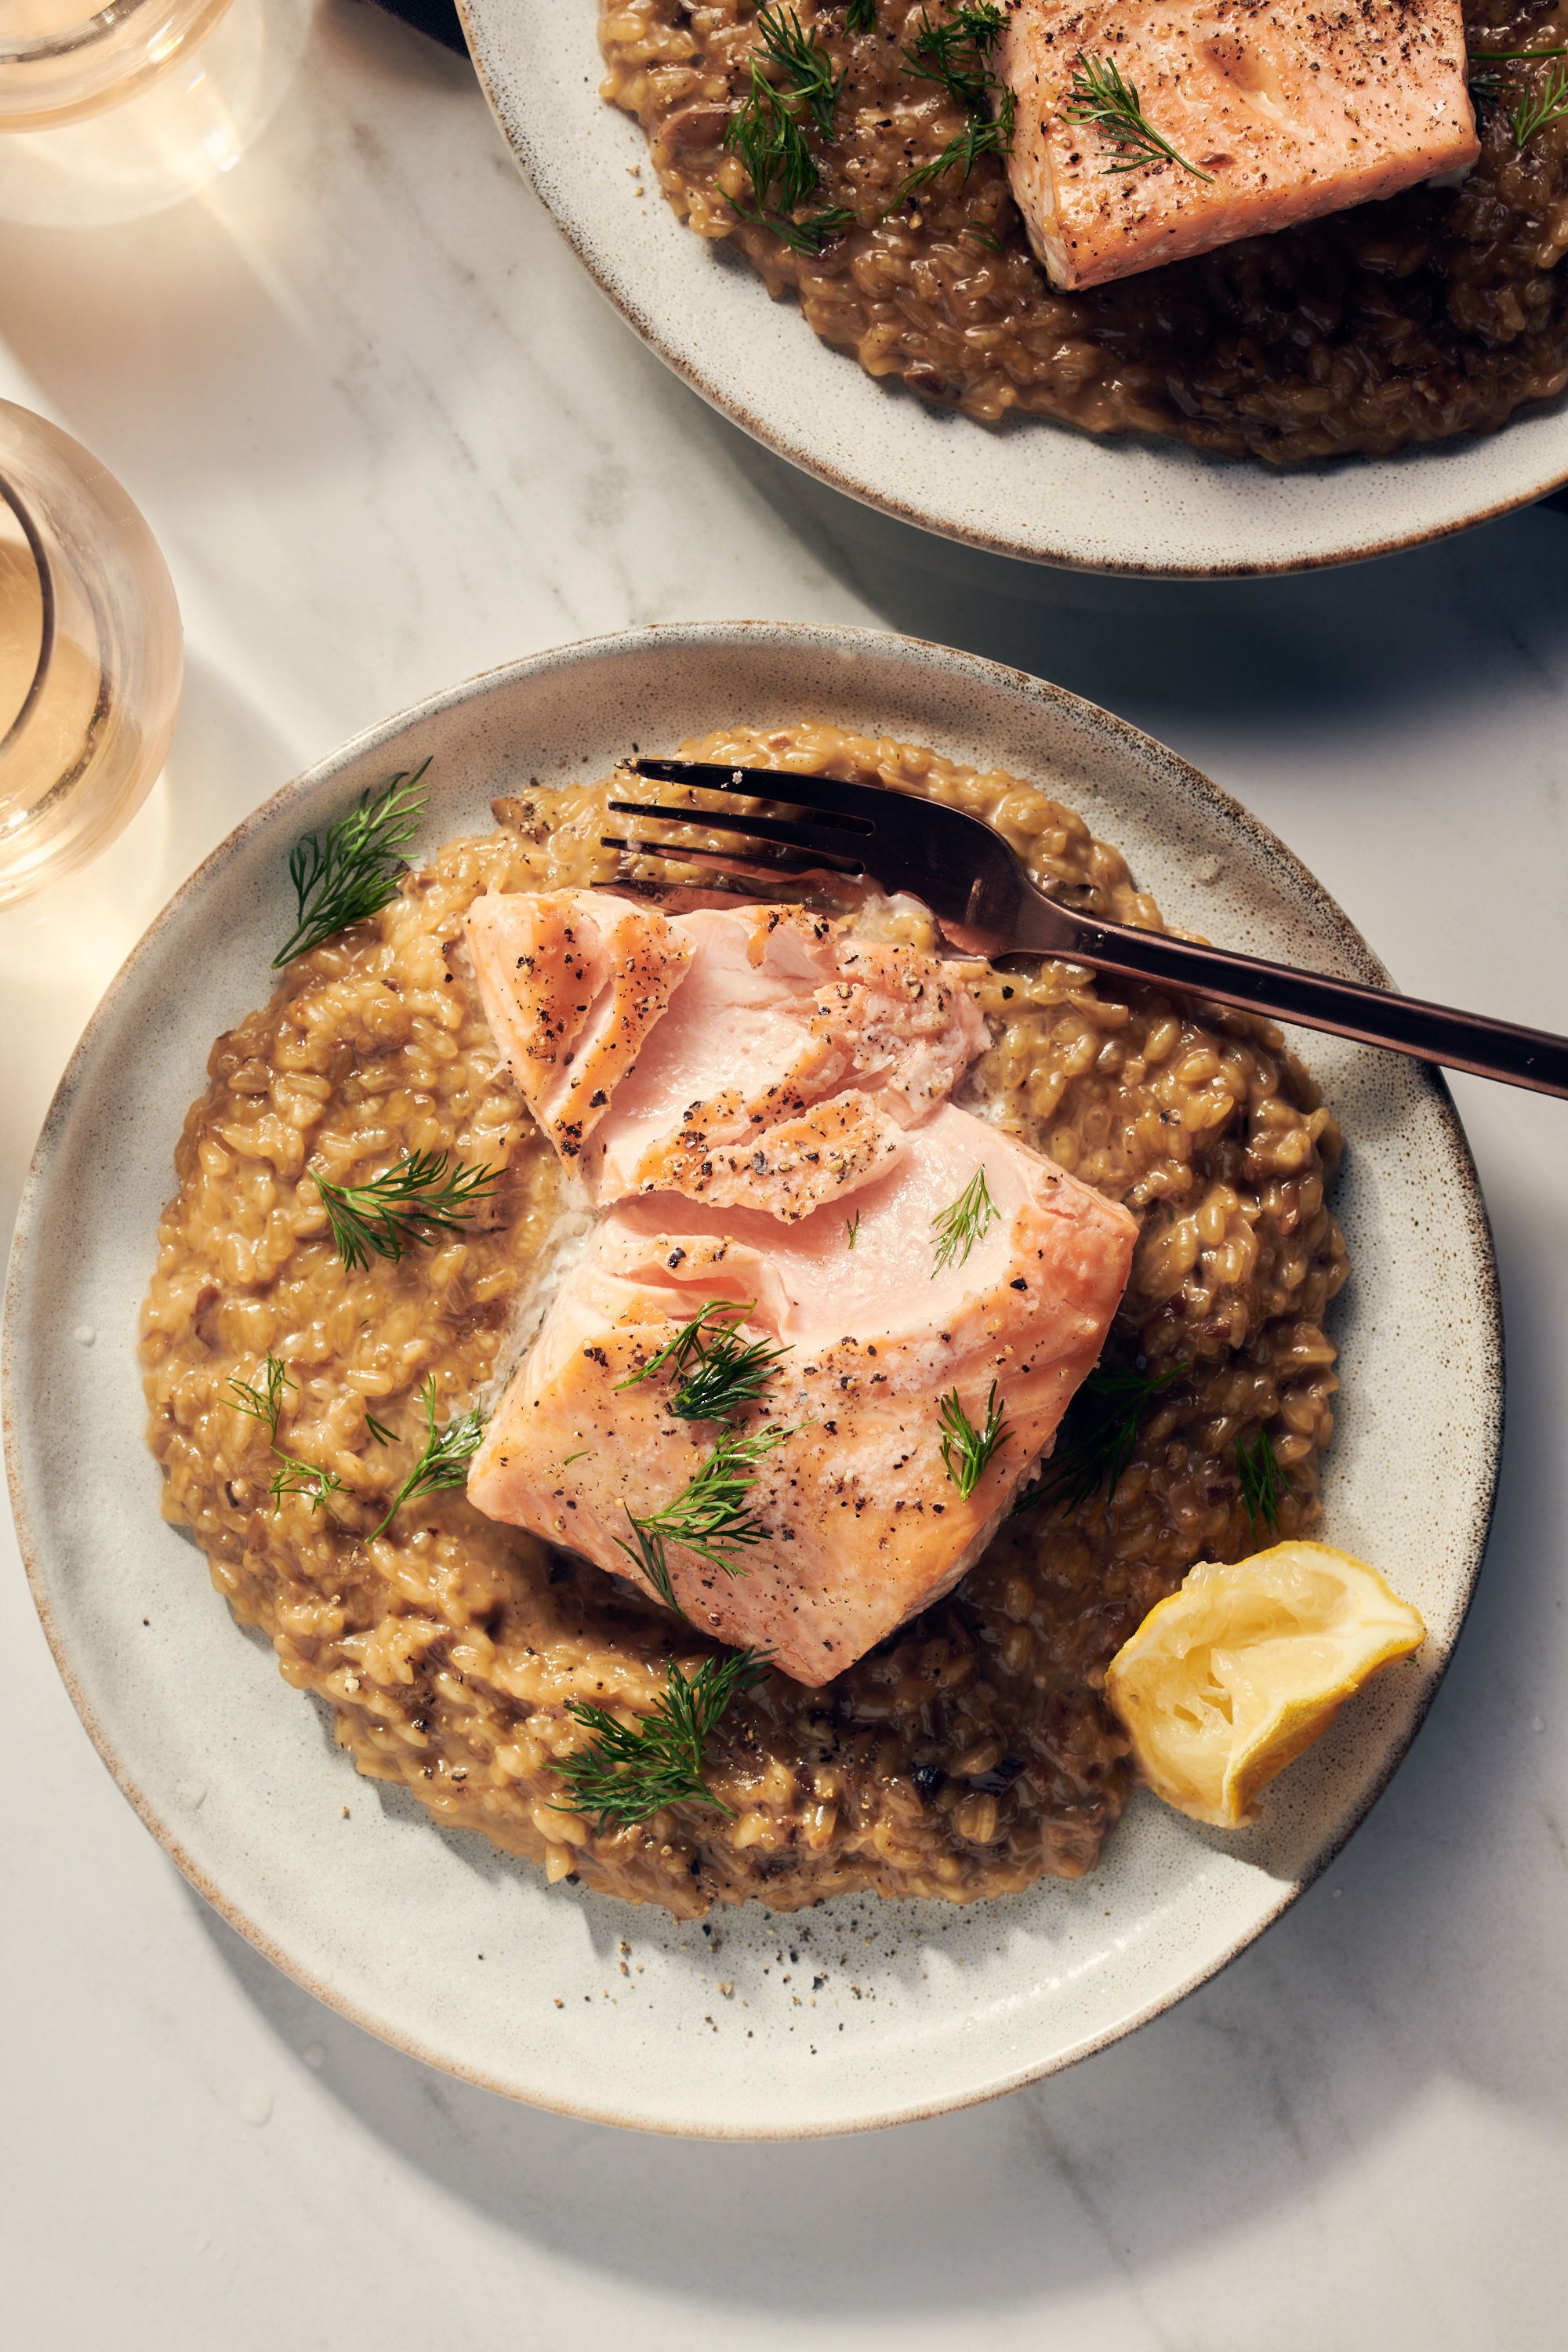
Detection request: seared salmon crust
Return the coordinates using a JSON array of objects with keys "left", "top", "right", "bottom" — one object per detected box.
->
[
  {"left": 601, "top": 0, "right": 1568, "bottom": 464},
  {"left": 141, "top": 723, "right": 1348, "bottom": 1916}
]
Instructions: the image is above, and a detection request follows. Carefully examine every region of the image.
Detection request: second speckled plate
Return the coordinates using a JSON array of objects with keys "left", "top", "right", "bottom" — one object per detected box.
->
[{"left": 459, "top": 0, "right": 1568, "bottom": 578}]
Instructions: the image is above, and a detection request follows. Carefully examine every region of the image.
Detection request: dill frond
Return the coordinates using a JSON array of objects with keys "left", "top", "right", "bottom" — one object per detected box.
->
[
  {"left": 271, "top": 763, "right": 430, "bottom": 967},
  {"left": 1014, "top": 1359, "right": 1180, "bottom": 1521},
  {"left": 930, "top": 1165, "right": 1000, "bottom": 1276},
  {"left": 228, "top": 1353, "right": 292, "bottom": 1441},
  {"left": 724, "top": 6, "right": 856, "bottom": 251},
  {"left": 1236, "top": 1427, "right": 1287, "bottom": 1540},
  {"left": 755, "top": 1, "right": 848, "bottom": 139},
  {"left": 891, "top": 102, "right": 1014, "bottom": 205},
  {"left": 554, "top": 1648, "right": 771, "bottom": 1831},
  {"left": 1510, "top": 58, "right": 1568, "bottom": 146},
  {"left": 231, "top": 1353, "right": 343, "bottom": 1519},
  {"left": 368, "top": 1376, "right": 485, "bottom": 1541},
  {"left": 312, "top": 1149, "right": 501, "bottom": 1274},
  {"left": 1063, "top": 54, "right": 1213, "bottom": 183},
  {"left": 615, "top": 1514, "right": 687, "bottom": 1617},
  {"left": 903, "top": 2, "right": 1006, "bottom": 111},
  {"left": 845, "top": 0, "right": 877, "bottom": 27},
  {"left": 614, "top": 1419, "right": 797, "bottom": 1610},
  {"left": 615, "top": 1298, "right": 789, "bottom": 1421},
  {"left": 886, "top": 2, "right": 1012, "bottom": 210},
  {"left": 937, "top": 1381, "right": 1012, "bottom": 1497},
  {"left": 270, "top": 1457, "right": 346, "bottom": 1516}
]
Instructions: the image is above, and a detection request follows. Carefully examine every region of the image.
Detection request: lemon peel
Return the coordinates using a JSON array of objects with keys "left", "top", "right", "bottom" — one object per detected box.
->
[{"left": 1105, "top": 1541, "right": 1425, "bottom": 1828}]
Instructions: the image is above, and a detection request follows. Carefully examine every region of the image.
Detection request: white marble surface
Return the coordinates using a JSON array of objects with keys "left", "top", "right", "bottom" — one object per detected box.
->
[{"left": 2, "top": 3, "right": 1566, "bottom": 2342}]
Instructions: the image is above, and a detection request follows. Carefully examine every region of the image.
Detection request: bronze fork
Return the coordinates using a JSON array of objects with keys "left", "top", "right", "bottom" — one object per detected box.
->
[{"left": 605, "top": 757, "right": 1568, "bottom": 1100}]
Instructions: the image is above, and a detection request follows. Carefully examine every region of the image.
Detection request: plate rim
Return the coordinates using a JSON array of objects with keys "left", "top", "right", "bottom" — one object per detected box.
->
[
  {"left": 459, "top": 0, "right": 1568, "bottom": 580},
  {"left": 2, "top": 619, "right": 1504, "bottom": 2135}
]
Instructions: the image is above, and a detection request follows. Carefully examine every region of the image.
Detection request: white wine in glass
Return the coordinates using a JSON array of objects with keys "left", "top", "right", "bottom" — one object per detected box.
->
[{"left": 0, "top": 403, "right": 183, "bottom": 906}]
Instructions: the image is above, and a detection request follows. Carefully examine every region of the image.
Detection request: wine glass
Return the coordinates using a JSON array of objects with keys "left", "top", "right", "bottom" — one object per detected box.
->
[
  {"left": 0, "top": 0, "right": 236, "bottom": 132},
  {"left": 0, "top": 401, "right": 183, "bottom": 906},
  {"left": 0, "top": 0, "right": 312, "bottom": 224}
]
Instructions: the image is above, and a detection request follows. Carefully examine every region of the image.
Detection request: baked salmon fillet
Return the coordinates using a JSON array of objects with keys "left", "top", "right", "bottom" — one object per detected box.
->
[
  {"left": 998, "top": 0, "right": 1479, "bottom": 292},
  {"left": 466, "top": 889, "right": 987, "bottom": 1219},
  {"left": 468, "top": 1105, "right": 1136, "bottom": 1684}
]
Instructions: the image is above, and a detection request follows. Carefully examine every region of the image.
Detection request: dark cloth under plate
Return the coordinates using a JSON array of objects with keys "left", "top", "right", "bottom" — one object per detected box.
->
[{"left": 358, "top": 0, "right": 467, "bottom": 56}]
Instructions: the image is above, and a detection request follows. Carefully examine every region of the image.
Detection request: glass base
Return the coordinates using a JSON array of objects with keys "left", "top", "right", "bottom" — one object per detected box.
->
[{"left": 0, "top": 0, "right": 314, "bottom": 226}]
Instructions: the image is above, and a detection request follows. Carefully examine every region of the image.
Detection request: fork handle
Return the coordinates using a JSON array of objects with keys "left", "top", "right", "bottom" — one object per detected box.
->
[{"left": 1022, "top": 902, "right": 1568, "bottom": 1100}]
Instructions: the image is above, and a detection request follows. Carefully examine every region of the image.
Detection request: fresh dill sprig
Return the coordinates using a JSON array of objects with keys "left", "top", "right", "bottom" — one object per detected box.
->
[
  {"left": 270, "top": 1457, "right": 346, "bottom": 1515},
  {"left": 615, "top": 1514, "right": 687, "bottom": 1617},
  {"left": 1014, "top": 1358, "right": 1180, "bottom": 1521},
  {"left": 930, "top": 1166, "right": 999, "bottom": 1276},
  {"left": 1064, "top": 55, "right": 1214, "bottom": 183},
  {"left": 937, "top": 1381, "right": 1012, "bottom": 1497},
  {"left": 887, "top": 2, "right": 1014, "bottom": 209},
  {"left": 894, "top": 106, "right": 1014, "bottom": 204},
  {"left": 230, "top": 1352, "right": 344, "bottom": 1519},
  {"left": 904, "top": 2, "right": 1006, "bottom": 113},
  {"left": 229, "top": 1352, "right": 292, "bottom": 1440},
  {"left": 365, "top": 1413, "right": 397, "bottom": 1446},
  {"left": 755, "top": 1, "right": 848, "bottom": 140},
  {"left": 554, "top": 1648, "right": 771, "bottom": 1831},
  {"left": 615, "top": 1298, "right": 789, "bottom": 1421},
  {"left": 615, "top": 1419, "right": 797, "bottom": 1608},
  {"left": 368, "top": 1375, "right": 485, "bottom": 1541},
  {"left": 312, "top": 1149, "right": 502, "bottom": 1274},
  {"left": 845, "top": 1210, "right": 860, "bottom": 1247},
  {"left": 964, "top": 220, "right": 1004, "bottom": 251},
  {"left": 724, "top": 5, "right": 856, "bottom": 252},
  {"left": 271, "top": 763, "right": 430, "bottom": 968},
  {"left": 1236, "top": 1427, "right": 1287, "bottom": 1540},
  {"left": 1509, "top": 58, "right": 1568, "bottom": 146},
  {"left": 763, "top": 203, "right": 859, "bottom": 255},
  {"left": 845, "top": 0, "right": 877, "bottom": 27}
]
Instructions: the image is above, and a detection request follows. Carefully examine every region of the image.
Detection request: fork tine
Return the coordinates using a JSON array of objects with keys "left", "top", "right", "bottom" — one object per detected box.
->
[
  {"left": 606, "top": 797, "right": 866, "bottom": 870},
  {"left": 621, "top": 750, "right": 1034, "bottom": 942},
  {"left": 628, "top": 757, "right": 882, "bottom": 829},
  {"left": 601, "top": 834, "right": 834, "bottom": 880},
  {"left": 593, "top": 869, "right": 851, "bottom": 915}
]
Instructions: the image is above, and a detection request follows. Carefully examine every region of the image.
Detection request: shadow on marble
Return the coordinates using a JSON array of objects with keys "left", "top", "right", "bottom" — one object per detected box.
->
[
  {"left": 713, "top": 422, "right": 1568, "bottom": 743},
  {"left": 0, "top": 649, "right": 294, "bottom": 1241},
  {"left": 0, "top": 2, "right": 482, "bottom": 502}
]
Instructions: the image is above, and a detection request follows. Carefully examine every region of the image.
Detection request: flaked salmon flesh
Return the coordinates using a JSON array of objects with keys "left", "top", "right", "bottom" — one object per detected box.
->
[
  {"left": 466, "top": 889, "right": 988, "bottom": 1219},
  {"left": 468, "top": 1103, "right": 1137, "bottom": 1684},
  {"left": 999, "top": 0, "right": 1479, "bottom": 291},
  {"left": 463, "top": 891, "right": 691, "bottom": 1164}
]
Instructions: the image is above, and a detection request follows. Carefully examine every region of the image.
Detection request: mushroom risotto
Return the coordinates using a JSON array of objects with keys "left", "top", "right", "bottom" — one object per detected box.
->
[
  {"left": 598, "top": 0, "right": 1568, "bottom": 463},
  {"left": 140, "top": 724, "right": 1347, "bottom": 1917}
]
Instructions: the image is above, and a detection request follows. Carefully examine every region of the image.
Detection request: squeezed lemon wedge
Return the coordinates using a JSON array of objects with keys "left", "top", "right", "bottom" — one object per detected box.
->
[{"left": 1105, "top": 1541, "right": 1426, "bottom": 1828}]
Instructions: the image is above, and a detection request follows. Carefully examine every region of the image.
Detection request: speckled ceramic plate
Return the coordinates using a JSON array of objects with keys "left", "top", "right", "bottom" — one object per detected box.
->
[
  {"left": 4, "top": 622, "right": 1500, "bottom": 2137},
  {"left": 459, "top": 1, "right": 1568, "bottom": 577}
]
